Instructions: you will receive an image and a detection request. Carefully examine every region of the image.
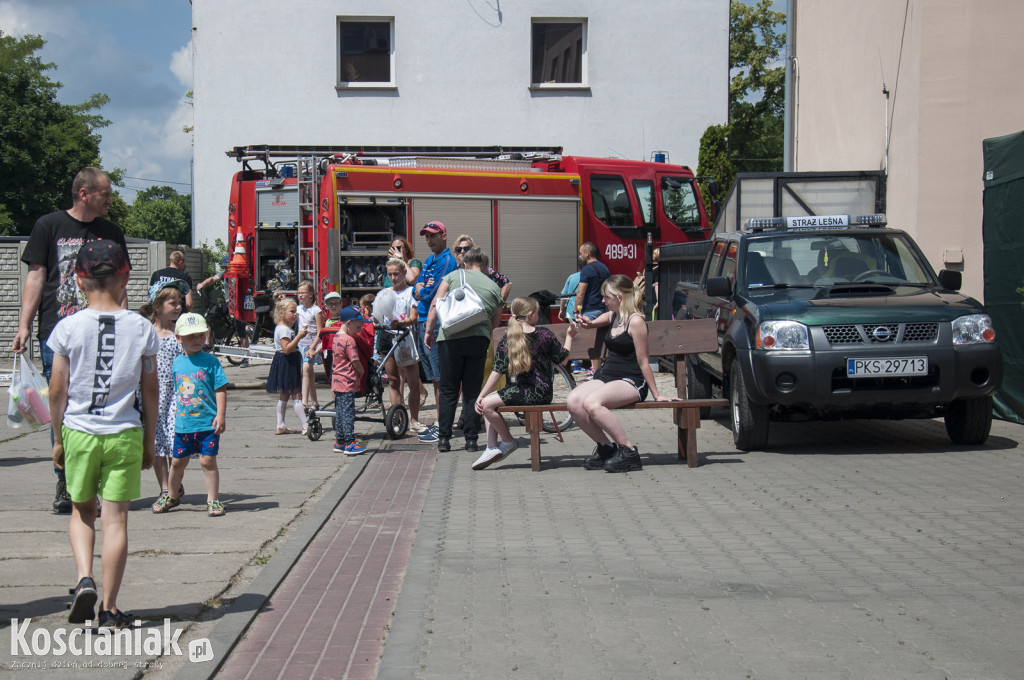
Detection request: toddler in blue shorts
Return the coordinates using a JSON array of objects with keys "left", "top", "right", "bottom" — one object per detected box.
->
[{"left": 152, "top": 313, "right": 229, "bottom": 517}]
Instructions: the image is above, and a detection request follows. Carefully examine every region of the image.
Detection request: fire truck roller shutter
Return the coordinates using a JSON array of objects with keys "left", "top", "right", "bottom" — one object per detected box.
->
[
  {"left": 497, "top": 199, "right": 579, "bottom": 301},
  {"left": 412, "top": 198, "right": 494, "bottom": 265}
]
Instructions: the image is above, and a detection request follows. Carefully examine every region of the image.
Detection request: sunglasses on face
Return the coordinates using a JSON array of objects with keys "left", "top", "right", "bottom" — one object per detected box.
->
[{"left": 453, "top": 246, "right": 470, "bottom": 253}]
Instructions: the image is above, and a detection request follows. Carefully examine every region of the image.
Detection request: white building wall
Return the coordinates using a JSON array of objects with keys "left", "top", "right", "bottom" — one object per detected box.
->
[{"left": 191, "top": 0, "right": 729, "bottom": 248}]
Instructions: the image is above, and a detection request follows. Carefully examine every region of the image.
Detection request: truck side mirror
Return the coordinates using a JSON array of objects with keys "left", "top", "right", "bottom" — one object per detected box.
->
[
  {"left": 710, "top": 199, "right": 721, "bottom": 224},
  {"left": 937, "top": 269, "right": 962, "bottom": 291},
  {"left": 707, "top": 276, "right": 731, "bottom": 298}
]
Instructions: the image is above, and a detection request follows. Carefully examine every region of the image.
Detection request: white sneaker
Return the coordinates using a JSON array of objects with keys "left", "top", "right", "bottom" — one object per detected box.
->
[
  {"left": 497, "top": 440, "right": 519, "bottom": 460},
  {"left": 472, "top": 447, "right": 505, "bottom": 470},
  {"left": 410, "top": 420, "right": 427, "bottom": 433}
]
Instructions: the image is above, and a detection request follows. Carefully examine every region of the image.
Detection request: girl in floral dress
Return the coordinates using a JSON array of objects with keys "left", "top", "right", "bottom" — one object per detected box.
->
[{"left": 140, "top": 279, "right": 190, "bottom": 506}]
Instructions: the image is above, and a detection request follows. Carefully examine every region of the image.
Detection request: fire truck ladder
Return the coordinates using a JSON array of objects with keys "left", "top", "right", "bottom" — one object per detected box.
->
[
  {"left": 296, "top": 155, "right": 319, "bottom": 285},
  {"left": 210, "top": 344, "right": 277, "bottom": 362}
]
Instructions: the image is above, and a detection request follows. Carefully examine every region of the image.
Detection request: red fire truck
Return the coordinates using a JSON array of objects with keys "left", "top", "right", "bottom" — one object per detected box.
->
[{"left": 221, "top": 145, "right": 712, "bottom": 326}]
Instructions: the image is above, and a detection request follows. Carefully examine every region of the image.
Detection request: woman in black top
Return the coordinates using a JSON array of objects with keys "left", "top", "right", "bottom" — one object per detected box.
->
[{"left": 567, "top": 274, "right": 675, "bottom": 472}]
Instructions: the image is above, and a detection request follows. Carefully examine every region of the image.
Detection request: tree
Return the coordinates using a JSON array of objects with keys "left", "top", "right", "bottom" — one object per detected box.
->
[
  {"left": 121, "top": 186, "right": 191, "bottom": 244},
  {"left": 697, "top": 0, "right": 786, "bottom": 209},
  {"left": 0, "top": 32, "right": 111, "bottom": 235}
]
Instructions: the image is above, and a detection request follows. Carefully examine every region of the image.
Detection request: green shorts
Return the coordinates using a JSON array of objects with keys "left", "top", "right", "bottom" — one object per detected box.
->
[{"left": 62, "top": 426, "right": 143, "bottom": 503}]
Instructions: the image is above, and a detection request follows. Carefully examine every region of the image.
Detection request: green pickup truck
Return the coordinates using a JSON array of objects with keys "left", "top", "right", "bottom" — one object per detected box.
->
[{"left": 674, "top": 213, "right": 1002, "bottom": 450}]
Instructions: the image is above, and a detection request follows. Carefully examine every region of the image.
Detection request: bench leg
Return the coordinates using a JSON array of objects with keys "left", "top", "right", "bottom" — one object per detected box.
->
[
  {"left": 676, "top": 407, "right": 700, "bottom": 468},
  {"left": 527, "top": 412, "right": 542, "bottom": 471}
]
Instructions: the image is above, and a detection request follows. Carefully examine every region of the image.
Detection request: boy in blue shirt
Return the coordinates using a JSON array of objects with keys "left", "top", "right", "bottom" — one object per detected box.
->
[{"left": 152, "top": 313, "right": 229, "bottom": 517}]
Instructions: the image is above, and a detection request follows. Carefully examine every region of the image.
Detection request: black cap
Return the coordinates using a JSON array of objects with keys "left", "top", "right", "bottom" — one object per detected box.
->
[{"left": 74, "top": 239, "right": 130, "bottom": 278}]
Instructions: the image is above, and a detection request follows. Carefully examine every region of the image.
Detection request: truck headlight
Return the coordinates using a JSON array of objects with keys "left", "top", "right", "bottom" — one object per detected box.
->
[
  {"left": 757, "top": 321, "right": 809, "bottom": 350},
  {"left": 952, "top": 314, "right": 996, "bottom": 345}
]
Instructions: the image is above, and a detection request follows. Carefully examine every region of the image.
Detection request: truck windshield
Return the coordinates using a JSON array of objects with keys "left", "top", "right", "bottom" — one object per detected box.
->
[{"left": 744, "top": 232, "right": 935, "bottom": 288}]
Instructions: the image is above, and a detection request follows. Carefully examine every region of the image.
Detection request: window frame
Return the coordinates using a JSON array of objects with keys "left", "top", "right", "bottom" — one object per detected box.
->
[
  {"left": 530, "top": 17, "right": 588, "bottom": 91},
  {"left": 336, "top": 16, "right": 396, "bottom": 90}
]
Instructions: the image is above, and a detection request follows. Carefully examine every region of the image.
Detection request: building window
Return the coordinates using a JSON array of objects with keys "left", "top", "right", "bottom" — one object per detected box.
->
[
  {"left": 337, "top": 17, "right": 395, "bottom": 88},
  {"left": 531, "top": 19, "right": 586, "bottom": 88}
]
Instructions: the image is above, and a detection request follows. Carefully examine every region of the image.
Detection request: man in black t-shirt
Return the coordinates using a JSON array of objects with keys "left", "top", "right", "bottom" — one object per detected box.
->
[
  {"left": 11, "top": 167, "right": 129, "bottom": 514},
  {"left": 150, "top": 250, "right": 194, "bottom": 311}
]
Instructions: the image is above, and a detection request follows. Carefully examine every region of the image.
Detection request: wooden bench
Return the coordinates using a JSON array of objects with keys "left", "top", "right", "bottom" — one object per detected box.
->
[{"left": 492, "top": 317, "right": 728, "bottom": 471}]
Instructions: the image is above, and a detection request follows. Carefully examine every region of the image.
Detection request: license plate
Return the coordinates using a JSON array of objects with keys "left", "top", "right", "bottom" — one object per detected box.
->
[{"left": 847, "top": 357, "right": 928, "bottom": 377}]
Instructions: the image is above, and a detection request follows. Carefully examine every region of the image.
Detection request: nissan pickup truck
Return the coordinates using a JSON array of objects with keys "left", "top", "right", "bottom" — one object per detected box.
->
[{"left": 674, "top": 214, "right": 1002, "bottom": 450}]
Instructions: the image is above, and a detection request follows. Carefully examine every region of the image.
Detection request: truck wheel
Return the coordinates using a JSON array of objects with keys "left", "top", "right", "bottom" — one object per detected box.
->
[
  {"left": 944, "top": 396, "right": 992, "bottom": 445},
  {"left": 730, "top": 359, "right": 769, "bottom": 450},
  {"left": 685, "top": 358, "right": 713, "bottom": 418}
]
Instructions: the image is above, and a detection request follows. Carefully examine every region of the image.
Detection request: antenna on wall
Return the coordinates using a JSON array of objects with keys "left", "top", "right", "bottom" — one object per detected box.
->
[{"left": 882, "top": 84, "right": 890, "bottom": 175}]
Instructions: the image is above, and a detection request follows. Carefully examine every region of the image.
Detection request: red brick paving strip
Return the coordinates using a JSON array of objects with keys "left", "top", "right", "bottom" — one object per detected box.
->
[{"left": 217, "top": 449, "right": 436, "bottom": 680}]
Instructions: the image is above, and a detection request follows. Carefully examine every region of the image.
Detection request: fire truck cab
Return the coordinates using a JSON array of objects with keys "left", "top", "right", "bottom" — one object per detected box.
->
[{"left": 222, "top": 145, "right": 710, "bottom": 325}]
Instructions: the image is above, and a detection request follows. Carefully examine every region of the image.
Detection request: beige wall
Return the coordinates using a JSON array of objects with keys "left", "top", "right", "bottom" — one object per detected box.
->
[{"left": 792, "top": 0, "right": 1024, "bottom": 301}]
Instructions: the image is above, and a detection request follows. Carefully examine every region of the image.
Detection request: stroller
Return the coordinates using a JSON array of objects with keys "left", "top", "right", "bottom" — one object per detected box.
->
[{"left": 305, "top": 326, "right": 411, "bottom": 441}]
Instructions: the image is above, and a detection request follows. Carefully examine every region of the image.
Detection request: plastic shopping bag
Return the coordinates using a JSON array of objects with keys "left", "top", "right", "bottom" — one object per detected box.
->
[
  {"left": 7, "top": 355, "right": 51, "bottom": 429},
  {"left": 394, "top": 330, "right": 420, "bottom": 367}
]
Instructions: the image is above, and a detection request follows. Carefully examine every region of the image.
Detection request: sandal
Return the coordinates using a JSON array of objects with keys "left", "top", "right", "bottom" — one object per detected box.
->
[
  {"left": 275, "top": 427, "right": 298, "bottom": 435},
  {"left": 67, "top": 577, "right": 97, "bottom": 624},
  {"left": 97, "top": 608, "right": 132, "bottom": 630},
  {"left": 207, "top": 499, "right": 226, "bottom": 517},
  {"left": 152, "top": 494, "right": 180, "bottom": 514}
]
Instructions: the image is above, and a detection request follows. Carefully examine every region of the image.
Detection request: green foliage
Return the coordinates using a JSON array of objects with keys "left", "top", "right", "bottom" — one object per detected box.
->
[
  {"left": 697, "top": 0, "right": 786, "bottom": 211},
  {"left": 197, "top": 238, "right": 227, "bottom": 279},
  {"left": 0, "top": 31, "right": 110, "bottom": 235},
  {"left": 121, "top": 186, "right": 191, "bottom": 244}
]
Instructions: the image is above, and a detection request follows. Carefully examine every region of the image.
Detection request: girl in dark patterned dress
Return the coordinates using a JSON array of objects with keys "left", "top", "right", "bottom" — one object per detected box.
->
[{"left": 472, "top": 297, "right": 578, "bottom": 470}]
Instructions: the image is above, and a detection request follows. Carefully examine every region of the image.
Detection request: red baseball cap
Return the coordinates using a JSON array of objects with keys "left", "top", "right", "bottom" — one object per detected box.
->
[{"left": 419, "top": 221, "right": 446, "bottom": 236}]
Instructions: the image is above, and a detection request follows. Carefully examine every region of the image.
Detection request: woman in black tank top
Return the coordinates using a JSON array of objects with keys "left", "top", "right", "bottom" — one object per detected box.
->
[{"left": 566, "top": 274, "right": 677, "bottom": 473}]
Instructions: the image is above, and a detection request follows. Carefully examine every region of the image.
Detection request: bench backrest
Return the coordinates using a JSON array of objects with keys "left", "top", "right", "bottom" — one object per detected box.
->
[{"left": 491, "top": 317, "right": 717, "bottom": 361}]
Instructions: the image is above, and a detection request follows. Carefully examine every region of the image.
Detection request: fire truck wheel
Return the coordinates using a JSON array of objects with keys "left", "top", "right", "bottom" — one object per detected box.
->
[{"left": 385, "top": 403, "right": 409, "bottom": 439}]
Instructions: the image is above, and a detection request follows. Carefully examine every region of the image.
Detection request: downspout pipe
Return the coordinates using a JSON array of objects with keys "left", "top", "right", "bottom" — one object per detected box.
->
[{"left": 783, "top": 0, "right": 796, "bottom": 171}]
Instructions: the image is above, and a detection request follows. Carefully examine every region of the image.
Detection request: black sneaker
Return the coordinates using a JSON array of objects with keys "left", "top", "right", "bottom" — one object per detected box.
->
[
  {"left": 582, "top": 443, "right": 616, "bottom": 470},
  {"left": 604, "top": 445, "right": 643, "bottom": 473},
  {"left": 67, "top": 577, "right": 97, "bottom": 624},
  {"left": 97, "top": 609, "right": 132, "bottom": 630},
  {"left": 437, "top": 437, "right": 451, "bottom": 452},
  {"left": 53, "top": 478, "right": 72, "bottom": 514},
  {"left": 464, "top": 438, "right": 479, "bottom": 452}
]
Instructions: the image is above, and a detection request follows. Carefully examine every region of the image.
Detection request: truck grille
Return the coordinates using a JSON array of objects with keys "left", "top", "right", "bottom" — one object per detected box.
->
[{"left": 822, "top": 322, "right": 939, "bottom": 345}]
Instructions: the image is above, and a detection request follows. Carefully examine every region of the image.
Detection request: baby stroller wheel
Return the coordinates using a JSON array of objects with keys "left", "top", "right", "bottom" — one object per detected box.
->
[
  {"left": 385, "top": 403, "right": 409, "bottom": 439},
  {"left": 307, "top": 417, "right": 323, "bottom": 441}
]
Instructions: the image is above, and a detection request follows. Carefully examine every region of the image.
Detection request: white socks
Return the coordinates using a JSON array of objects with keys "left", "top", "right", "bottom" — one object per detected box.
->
[
  {"left": 276, "top": 400, "right": 287, "bottom": 428},
  {"left": 292, "top": 399, "right": 306, "bottom": 424}
]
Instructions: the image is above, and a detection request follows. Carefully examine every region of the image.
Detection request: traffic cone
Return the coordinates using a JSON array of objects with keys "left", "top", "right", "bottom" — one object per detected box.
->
[{"left": 227, "top": 231, "right": 247, "bottom": 273}]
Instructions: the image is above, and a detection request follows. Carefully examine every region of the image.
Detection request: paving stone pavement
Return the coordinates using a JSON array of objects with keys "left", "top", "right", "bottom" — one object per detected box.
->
[
  {"left": 2, "top": 360, "right": 1024, "bottom": 679},
  {"left": 377, "top": 399, "right": 1024, "bottom": 680}
]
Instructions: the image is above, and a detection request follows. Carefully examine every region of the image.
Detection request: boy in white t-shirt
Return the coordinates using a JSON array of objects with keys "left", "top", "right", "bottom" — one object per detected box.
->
[{"left": 47, "top": 239, "right": 160, "bottom": 629}]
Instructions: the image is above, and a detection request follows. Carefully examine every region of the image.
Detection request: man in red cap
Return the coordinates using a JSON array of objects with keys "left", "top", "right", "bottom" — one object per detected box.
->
[{"left": 413, "top": 221, "right": 458, "bottom": 441}]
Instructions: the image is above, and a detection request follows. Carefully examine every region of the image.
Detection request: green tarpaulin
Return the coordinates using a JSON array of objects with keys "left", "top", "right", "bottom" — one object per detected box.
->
[{"left": 982, "top": 130, "right": 1024, "bottom": 423}]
